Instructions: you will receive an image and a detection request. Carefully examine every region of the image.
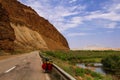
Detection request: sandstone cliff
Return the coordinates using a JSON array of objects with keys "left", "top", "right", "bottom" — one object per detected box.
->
[
  {"left": 0, "top": 0, "right": 69, "bottom": 51},
  {"left": 0, "top": 4, "right": 15, "bottom": 51}
]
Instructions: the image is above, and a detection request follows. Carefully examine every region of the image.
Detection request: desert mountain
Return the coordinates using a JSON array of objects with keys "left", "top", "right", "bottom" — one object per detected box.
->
[{"left": 0, "top": 0, "right": 69, "bottom": 51}]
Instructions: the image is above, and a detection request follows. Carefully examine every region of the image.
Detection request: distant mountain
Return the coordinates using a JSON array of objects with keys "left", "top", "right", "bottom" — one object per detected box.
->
[
  {"left": 0, "top": 0, "right": 69, "bottom": 51},
  {"left": 83, "top": 46, "right": 120, "bottom": 51},
  {"left": 72, "top": 45, "right": 120, "bottom": 51}
]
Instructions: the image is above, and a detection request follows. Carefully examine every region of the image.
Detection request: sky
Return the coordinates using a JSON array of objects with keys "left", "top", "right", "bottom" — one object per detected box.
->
[{"left": 19, "top": 0, "right": 120, "bottom": 49}]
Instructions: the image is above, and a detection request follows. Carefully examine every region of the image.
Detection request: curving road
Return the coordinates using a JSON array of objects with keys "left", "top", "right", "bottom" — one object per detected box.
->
[{"left": 0, "top": 51, "right": 50, "bottom": 80}]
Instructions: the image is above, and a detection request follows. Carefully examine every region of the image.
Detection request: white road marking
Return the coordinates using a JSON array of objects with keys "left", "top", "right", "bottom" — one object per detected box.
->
[{"left": 4, "top": 66, "right": 16, "bottom": 73}]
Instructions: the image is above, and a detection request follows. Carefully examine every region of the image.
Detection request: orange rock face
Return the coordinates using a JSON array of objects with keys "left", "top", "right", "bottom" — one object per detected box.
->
[
  {"left": 0, "top": 0, "right": 69, "bottom": 51},
  {"left": 0, "top": 3, "right": 15, "bottom": 51}
]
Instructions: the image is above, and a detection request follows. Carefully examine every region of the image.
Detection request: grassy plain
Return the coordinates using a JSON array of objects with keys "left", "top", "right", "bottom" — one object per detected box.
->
[
  {"left": 43, "top": 50, "right": 120, "bottom": 63},
  {"left": 41, "top": 50, "right": 120, "bottom": 80}
]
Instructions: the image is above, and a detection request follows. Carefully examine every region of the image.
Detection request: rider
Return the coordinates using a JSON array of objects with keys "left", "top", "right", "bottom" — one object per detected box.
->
[{"left": 42, "top": 58, "right": 52, "bottom": 72}]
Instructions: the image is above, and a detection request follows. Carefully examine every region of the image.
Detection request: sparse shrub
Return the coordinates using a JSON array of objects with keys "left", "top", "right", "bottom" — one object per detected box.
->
[
  {"left": 85, "top": 69, "right": 91, "bottom": 74},
  {"left": 75, "top": 67, "right": 103, "bottom": 79},
  {"left": 94, "top": 77, "right": 100, "bottom": 80},
  {"left": 45, "top": 51, "right": 55, "bottom": 57},
  {"left": 102, "top": 55, "right": 120, "bottom": 75},
  {"left": 10, "top": 50, "right": 30, "bottom": 55},
  {"left": 75, "top": 68, "right": 85, "bottom": 77},
  {"left": 0, "top": 50, "right": 5, "bottom": 56},
  {"left": 86, "top": 77, "right": 92, "bottom": 80},
  {"left": 90, "top": 71, "right": 103, "bottom": 79}
]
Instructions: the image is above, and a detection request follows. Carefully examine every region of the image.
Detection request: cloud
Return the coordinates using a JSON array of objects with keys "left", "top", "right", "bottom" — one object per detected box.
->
[
  {"left": 19, "top": 0, "right": 86, "bottom": 32},
  {"left": 106, "top": 22, "right": 117, "bottom": 29},
  {"left": 82, "top": 3, "right": 120, "bottom": 29},
  {"left": 70, "top": 17, "right": 83, "bottom": 24},
  {"left": 84, "top": 11, "right": 120, "bottom": 22},
  {"left": 19, "top": 0, "right": 120, "bottom": 33},
  {"left": 106, "top": 31, "right": 114, "bottom": 33},
  {"left": 53, "top": 22, "right": 81, "bottom": 32},
  {"left": 69, "top": 0, "right": 77, "bottom": 3},
  {"left": 109, "top": 4, "right": 120, "bottom": 12},
  {"left": 67, "top": 32, "right": 91, "bottom": 37}
]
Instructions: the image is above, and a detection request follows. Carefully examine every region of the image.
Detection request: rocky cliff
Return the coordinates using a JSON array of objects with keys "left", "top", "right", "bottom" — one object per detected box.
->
[
  {"left": 0, "top": 0, "right": 69, "bottom": 51},
  {"left": 0, "top": 3, "right": 15, "bottom": 51}
]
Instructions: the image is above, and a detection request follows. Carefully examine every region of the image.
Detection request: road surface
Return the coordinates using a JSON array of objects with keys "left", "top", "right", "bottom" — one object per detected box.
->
[{"left": 0, "top": 51, "right": 50, "bottom": 80}]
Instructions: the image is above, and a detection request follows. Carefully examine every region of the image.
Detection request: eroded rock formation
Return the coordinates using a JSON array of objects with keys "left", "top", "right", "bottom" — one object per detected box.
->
[{"left": 0, "top": 0, "right": 69, "bottom": 51}]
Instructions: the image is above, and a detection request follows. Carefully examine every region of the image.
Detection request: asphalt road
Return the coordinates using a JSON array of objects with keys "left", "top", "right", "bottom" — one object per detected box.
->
[{"left": 0, "top": 51, "right": 50, "bottom": 80}]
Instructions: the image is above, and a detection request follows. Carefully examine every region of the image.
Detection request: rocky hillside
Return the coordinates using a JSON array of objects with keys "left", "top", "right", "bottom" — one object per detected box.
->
[
  {"left": 0, "top": 3, "right": 15, "bottom": 51},
  {"left": 0, "top": 0, "right": 69, "bottom": 51}
]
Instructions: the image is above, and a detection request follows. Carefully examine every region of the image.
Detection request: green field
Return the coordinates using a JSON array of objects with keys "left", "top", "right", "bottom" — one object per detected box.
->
[
  {"left": 41, "top": 50, "right": 120, "bottom": 80},
  {"left": 43, "top": 50, "right": 120, "bottom": 63}
]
